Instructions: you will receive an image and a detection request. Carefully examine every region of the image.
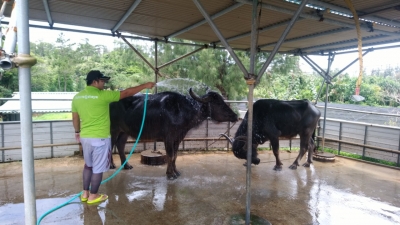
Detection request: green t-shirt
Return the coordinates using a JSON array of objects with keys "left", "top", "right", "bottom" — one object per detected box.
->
[{"left": 72, "top": 86, "right": 120, "bottom": 138}]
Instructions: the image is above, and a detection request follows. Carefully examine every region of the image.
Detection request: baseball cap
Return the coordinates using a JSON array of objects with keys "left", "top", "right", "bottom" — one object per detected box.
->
[{"left": 85, "top": 70, "right": 110, "bottom": 81}]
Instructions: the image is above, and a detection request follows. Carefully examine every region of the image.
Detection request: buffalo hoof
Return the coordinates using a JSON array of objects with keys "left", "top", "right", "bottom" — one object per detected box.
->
[
  {"left": 110, "top": 163, "right": 116, "bottom": 169},
  {"left": 124, "top": 163, "right": 133, "bottom": 170},
  {"left": 167, "top": 174, "right": 178, "bottom": 180},
  {"left": 289, "top": 164, "right": 298, "bottom": 170},
  {"left": 174, "top": 170, "right": 181, "bottom": 177},
  {"left": 302, "top": 162, "right": 311, "bottom": 167},
  {"left": 273, "top": 165, "right": 282, "bottom": 171},
  {"left": 252, "top": 158, "right": 260, "bottom": 165}
]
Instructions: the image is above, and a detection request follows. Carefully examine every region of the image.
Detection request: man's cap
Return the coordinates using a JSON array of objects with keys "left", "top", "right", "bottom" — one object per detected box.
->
[{"left": 85, "top": 70, "right": 110, "bottom": 81}]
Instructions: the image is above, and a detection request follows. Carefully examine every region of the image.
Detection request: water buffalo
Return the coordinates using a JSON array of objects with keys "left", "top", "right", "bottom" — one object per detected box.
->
[
  {"left": 110, "top": 88, "right": 238, "bottom": 179},
  {"left": 222, "top": 99, "right": 320, "bottom": 170}
]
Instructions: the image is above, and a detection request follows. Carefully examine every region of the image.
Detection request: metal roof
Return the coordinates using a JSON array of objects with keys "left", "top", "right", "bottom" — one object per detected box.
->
[
  {"left": 7, "top": 0, "right": 400, "bottom": 55},
  {"left": 0, "top": 92, "right": 76, "bottom": 114}
]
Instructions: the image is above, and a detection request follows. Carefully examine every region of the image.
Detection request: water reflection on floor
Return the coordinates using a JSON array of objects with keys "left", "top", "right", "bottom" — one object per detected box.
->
[{"left": 1, "top": 152, "right": 400, "bottom": 225}]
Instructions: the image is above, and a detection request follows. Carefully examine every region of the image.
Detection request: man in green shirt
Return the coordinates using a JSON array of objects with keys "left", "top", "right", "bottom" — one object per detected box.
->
[{"left": 72, "top": 70, "right": 155, "bottom": 204}]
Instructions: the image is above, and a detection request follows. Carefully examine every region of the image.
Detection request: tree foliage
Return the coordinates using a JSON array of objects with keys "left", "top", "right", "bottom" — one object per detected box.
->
[{"left": 1, "top": 35, "right": 400, "bottom": 109}]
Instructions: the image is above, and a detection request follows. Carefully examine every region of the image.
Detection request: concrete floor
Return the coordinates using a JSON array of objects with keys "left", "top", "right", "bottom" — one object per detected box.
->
[{"left": 1, "top": 151, "right": 400, "bottom": 225}]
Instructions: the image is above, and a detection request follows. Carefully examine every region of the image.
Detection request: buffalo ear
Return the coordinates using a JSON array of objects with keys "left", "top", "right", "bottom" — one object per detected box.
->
[{"left": 189, "top": 88, "right": 210, "bottom": 103}]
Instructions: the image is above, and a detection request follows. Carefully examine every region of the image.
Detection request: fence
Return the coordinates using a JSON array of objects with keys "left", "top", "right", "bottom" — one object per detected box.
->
[
  {"left": 0, "top": 118, "right": 299, "bottom": 163},
  {"left": 317, "top": 118, "right": 400, "bottom": 166},
  {"left": 1, "top": 117, "right": 400, "bottom": 166}
]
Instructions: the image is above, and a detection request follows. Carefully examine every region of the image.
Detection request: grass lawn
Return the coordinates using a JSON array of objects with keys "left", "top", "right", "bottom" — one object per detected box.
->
[{"left": 32, "top": 113, "right": 72, "bottom": 121}]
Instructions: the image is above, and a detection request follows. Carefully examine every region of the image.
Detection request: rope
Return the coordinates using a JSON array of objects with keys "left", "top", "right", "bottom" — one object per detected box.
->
[
  {"left": 344, "top": 0, "right": 363, "bottom": 95},
  {"left": 37, "top": 89, "right": 150, "bottom": 225}
]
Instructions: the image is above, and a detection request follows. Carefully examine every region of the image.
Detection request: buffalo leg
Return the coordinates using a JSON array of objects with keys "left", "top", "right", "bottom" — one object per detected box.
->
[
  {"left": 115, "top": 132, "right": 133, "bottom": 170},
  {"left": 164, "top": 140, "right": 180, "bottom": 179},
  {"left": 110, "top": 131, "right": 120, "bottom": 169},
  {"left": 270, "top": 137, "right": 283, "bottom": 171},
  {"left": 172, "top": 144, "right": 181, "bottom": 177},
  {"left": 289, "top": 135, "right": 310, "bottom": 169}
]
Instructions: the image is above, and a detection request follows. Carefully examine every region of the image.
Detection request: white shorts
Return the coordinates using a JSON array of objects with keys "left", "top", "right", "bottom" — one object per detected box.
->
[{"left": 80, "top": 138, "right": 111, "bottom": 174}]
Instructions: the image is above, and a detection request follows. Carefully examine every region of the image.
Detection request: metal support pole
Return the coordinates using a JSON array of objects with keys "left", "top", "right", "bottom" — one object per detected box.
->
[
  {"left": 50, "top": 121, "right": 54, "bottom": 158},
  {"left": 206, "top": 119, "right": 209, "bottom": 151},
  {"left": 321, "top": 82, "right": 329, "bottom": 152},
  {"left": 256, "top": 0, "right": 309, "bottom": 84},
  {"left": 332, "top": 50, "right": 371, "bottom": 79},
  {"left": 1, "top": 123, "right": 4, "bottom": 162},
  {"left": 338, "top": 122, "right": 342, "bottom": 155},
  {"left": 120, "top": 35, "right": 162, "bottom": 77},
  {"left": 245, "top": 80, "right": 255, "bottom": 225},
  {"left": 227, "top": 121, "right": 230, "bottom": 150},
  {"left": 154, "top": 40, "right": 158, "bottom": 151},
  {"left": 302, "top": 55, "right": 326, "bottom": 78},
  {"left": 244, "top": 0, "right": 259, "bottom": 223},
  {"left": 314, "top": 79, "right": 326, "bottom": 104},
  {"left": 158, "top": 45, "right": 207, "bottom": 69},
  {"left": 362, "top": 126, "right": 368, "bottom": 158},
  {"left": 397, "top": 131, "right": 400, "bottom": 167},
  {"left": 192, "top": 0, "right": 248, "bottom": 77},
  {"left": 18, "top": 0, "right": 38, "bottom": 224}
]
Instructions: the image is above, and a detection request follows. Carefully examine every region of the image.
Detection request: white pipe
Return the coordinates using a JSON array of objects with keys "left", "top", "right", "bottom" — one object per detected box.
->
[
  {"left": 0, "top": 1, "right": 8, "bottom": 40},
  {"left": 2, "top": 1, "right": 17, "bottom": 69},
  {"left": 17, "top": 0, "right": 38, "bottom": 224}
]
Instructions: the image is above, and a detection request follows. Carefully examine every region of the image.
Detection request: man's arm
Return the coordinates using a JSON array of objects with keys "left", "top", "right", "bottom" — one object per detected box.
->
[
  {"left": 120, "top": 82, "right": 156, "bottom": 99},
  {"left": 72, "top": 112, "right": 80, "bottom": 132}
]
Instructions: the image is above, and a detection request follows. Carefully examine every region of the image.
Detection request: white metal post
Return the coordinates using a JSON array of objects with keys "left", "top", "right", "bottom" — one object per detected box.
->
[{"left": 17, "top": 0, "right": 38, "bottom": 224}]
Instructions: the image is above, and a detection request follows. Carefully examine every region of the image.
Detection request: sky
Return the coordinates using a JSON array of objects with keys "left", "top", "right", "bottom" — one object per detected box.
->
[{"left": 28, "top": 25, "right": 400, "bottom": 77}]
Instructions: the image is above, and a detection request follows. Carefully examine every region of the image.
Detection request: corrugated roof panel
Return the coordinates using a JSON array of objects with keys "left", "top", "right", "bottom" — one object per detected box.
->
[
  {"left": 0, "top": 92, "right": 77, "bottom": 114},
  {"left": 5, "top": 0, "right": 400, "bottom": 53}
]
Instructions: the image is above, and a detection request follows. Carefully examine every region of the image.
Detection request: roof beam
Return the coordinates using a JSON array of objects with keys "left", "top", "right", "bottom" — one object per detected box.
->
[
  {"left": 111, "top": 0, "right": 142, "bottom": 33},
  {"left": 304, "top": 37, "right": 400, "bottom": 55},
  {"left": 301, "top": 34, "right": 389, "bottom": 52},
  {"left": 237, "top": 0, "right": 400, "bottom": 38},
  {"left": 294, "top": 0, "right": 400, "bottom": 27},
  {"left": 215, "top": 18, "right": 305, "bottom": 45},
  {"left": 41, "top": 0, "right": 53, "bottom": 28},
  {"left": 165, "top": 2, "right": 243, "bottom": 40},
  {"left": 258, "top": 27, "right": 353, "bottom": 49}
]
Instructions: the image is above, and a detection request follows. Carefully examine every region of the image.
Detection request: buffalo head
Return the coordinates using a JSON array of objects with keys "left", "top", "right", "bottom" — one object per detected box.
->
[
  {"left": 220, "top": 134, "right": 260, "bottom": 165},
  {"left": 189, "top": 88, "right": 238, "bottom": 122}
]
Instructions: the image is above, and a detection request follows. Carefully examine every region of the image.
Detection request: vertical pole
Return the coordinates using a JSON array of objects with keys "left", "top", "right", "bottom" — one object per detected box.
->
[
  {"left": 362, "top": 126, "right": 368, "bottom": 159},
  {"left": 245, "top": 0, "right": 259, "bottom": 223},
  {"left": 245, "top": 80, "right": 255, "bottom": 225},
  {"left": 18, "top": 0, "right": 38, "bottom": 224},
  {"left": 397, "top": 131, "right": 400, "bottom": 167},
  {"left": 206, "top": 119, "right": 209, "bottom": 151},
  {"left": 338, "top": 122, "right": 342, "bottom": 155},
  {"left": 50, "top": 121, "right": 54, "bottom": 158},
  {"left": 316, "top": 119, "right": 320, "bottom": 149},
  {"left": 227, "top": 121, "right": 230, "bottom": 150},
  {"left": 321, "top": 82, "right": 329, "bottom": 151},
  {"left": 1, "top": 123, "right": 4, "bottom": 162},
  {"left": 154, "top": 40, "right": 158, "bottom": 152}
]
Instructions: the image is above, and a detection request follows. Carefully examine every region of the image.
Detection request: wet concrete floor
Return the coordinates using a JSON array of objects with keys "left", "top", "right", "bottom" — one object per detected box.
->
[{"left": 1, "top": 151, "right": 400, "bottom": 225}]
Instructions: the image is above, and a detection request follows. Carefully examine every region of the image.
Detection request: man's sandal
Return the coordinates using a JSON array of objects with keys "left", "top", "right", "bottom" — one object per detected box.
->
[
  {"left": 80, "top": 195, "right": 88, "bottom": 202},
  {"left": 87, "top": 194, "right": 108, "bottom": 204}
]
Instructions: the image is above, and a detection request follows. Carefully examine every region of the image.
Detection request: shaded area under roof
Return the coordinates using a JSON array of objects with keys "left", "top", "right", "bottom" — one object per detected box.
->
[
  {"left": 0, "top": 92, "right": 76, "bottom": 114},
  {"left": 3, "top": 0, "right": 400, "bottom": 55}
]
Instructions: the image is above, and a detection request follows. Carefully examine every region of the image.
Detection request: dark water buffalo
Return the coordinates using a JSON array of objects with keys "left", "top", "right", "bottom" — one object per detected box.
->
[
  {"left": 222, "top": 99, "right": 320, "bottom": 170},
  {"left": 110, "top": 88, "right": 238, "bottom": 179}
]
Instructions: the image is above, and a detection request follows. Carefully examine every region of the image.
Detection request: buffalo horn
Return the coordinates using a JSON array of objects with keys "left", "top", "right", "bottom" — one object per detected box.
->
[
  {"left": 235, "top": 136, "right": 248, "bottom": 142},
  {"left": 189, "top": 88, "right": 210, "bottom": 103},
  {"left": 219, "top": 133, "right": 233, "bottom": 144}
]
